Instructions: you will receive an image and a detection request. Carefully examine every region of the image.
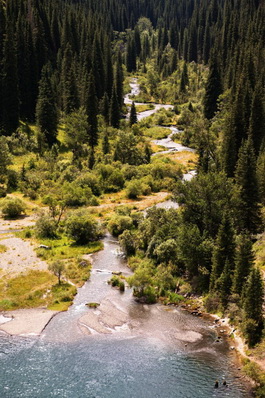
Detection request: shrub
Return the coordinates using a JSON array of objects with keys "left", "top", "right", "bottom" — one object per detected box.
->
[
  {"left": 0, "top": 185, "right": 7, "bottom": 197},
  {"left": 1, "top": 197, "right": 26, "bottom": 218},
  {"left": 35, "top": 215, "right": 57, "bottom": 238},
  {"left": 108, "top": 275, "right": 125, "bottom": 292},
  {"left": 125, "top": 180, "right": 143, "bottom": 199},
  {"left": 65, "top": 211, "right": 102, "bottom": 244},
  {"left": 107, "top": 215, "right": 133, "bottom": 236},
  {"left": 119, "top": 230, "right": 136, "bottom": 256}
]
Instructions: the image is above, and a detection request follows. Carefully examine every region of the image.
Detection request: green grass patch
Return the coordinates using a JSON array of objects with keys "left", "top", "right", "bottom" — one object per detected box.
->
[
  {"left": 64, "top": 258, "right": 92, "bottom": 287},
  {"left": 0, "top": 244, "right": 7, "bottom": 253},
  {"left": 0, "top": 270, "right": 80, "bottom": 311},
  {"left": 48, "top": 282, "right": 77, "bottom": 311},
  {"left": 161, "top": 291, "right": 185, "bottom": 305},
  {"left": 135, "top": 104, "right": 155, "bottom": 113},
  {"left": 35, "top": 236, "right": 103, "bottom": 262},
  {"left": 0, "top": 270, "right": 57, "bottom": 310},
  {"left": 144, "top": 126, "right": 171, "bottom": 140}
]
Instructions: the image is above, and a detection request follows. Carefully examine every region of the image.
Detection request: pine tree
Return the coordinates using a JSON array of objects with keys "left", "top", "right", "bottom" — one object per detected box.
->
[
  {"left": 210, "top": 212, "right": 235, "bottom": 291},
  {"left": 242, "top": 269, "right": 264, "bottom": 346},
  {"left": 109, "top": 86, "right": 120, "bottom": 129},
  {"left": 99, "top": 92, "right": 109, "bottom": 125},
  {"left": 257, "top": 150, "right": 265, "bottom": 205},
  {"left": 248, "top": 83, "right": 265, "bottom": 155},
  {"left": 1, "top": 26, "right": 19, "bottom": 135},
  {"left": 129, "top": 101, "right": 137, "bottom": 126},
  {"left": 235, "top": 137, "right": 261, "bottom": 234},
  {"left": 61, "top": 45, "right": 78, "bottom": 114},
  {"left": 115, "top": 52, "right": 124, "bottom": 108},
  {"left": 126, "top": 35, "right": 136, "bottom": 73},
  {"left": 36, "top": 64, "right": 58, "bottom": 148},
  {"left": 216, "top": 259, "right": 232, "bottom": 308},
  {"left": 203, "top": 53, "right": 222, "bottom": 120},
  {"left": 102, "top": 132, "right": 110, "bottom": 155},
  {"left": 232, "top": 234, "right": 254, "bottom": 295},
  {"left": 85, "top": 72, "right": 98, "bottom": 148},
  {"left": 180, "top": 62, "right": 189, "bottom": 93}
]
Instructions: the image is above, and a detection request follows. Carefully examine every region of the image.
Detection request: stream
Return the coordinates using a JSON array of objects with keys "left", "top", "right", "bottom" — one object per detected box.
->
[{"left": 0, "top": 81, "right": 252, "bottom": 398}]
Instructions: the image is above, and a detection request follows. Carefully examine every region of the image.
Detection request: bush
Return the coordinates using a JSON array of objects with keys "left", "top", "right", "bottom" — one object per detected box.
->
[
  {"left": 0, "top": 185, "right": 7, "bottom": 197},
  {"left": 65, "top": 211, "right": 102, "bottom": 244},
  {"left": 107, "top": 215, "right": 133, "bottom": 236},
  {"left": 1, "top": 197, "right": 26, "bottom": 218},
  {"left": 108, "top": 275, "right": 125, "bottom": 292},
  {"left": 35, "top": 215, "right": 57, "bottom": 238},
  {"left": 119, "top": 230, "right": 136, "bottom": 256},
  {"left": 125, "top": 180, "right": 143, "bottom": 199}
]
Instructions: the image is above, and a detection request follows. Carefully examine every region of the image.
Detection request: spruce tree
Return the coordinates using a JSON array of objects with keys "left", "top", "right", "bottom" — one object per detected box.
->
[
  {"left": 109, "top": 86, "right": 120, "bottom": 129},
  {"left": 256, "top": 150, "right": 265, "bottom": 205},
  {"left": 85, "top": 72, "right": 98, "bottom": 148},
  {"left": 99, "top": 92, "right": 109, "bottom": 125},
  {"left": 203, "top": 54, "right": 222, "bottom": 120},
  {"left": 1, "top": 26, "right": 19, "bottom": 135},
  {"left": 248, "top": 83, "right": 265, "bottom": 155},
  {"left": 115, "top": 52, "right": 124, "bottom": 108},
  {"left": 242, "top": 269, "right": 264, "bottom": 346},
  {"left": 129, "top": 102, "right": 137, "bottom": 126},
  {"left": 36, "top": 64, "right": 58, "bottom": 148},
  {"left": 235, "top": 137, "right": 261, "bottom": 234},
  {"left": 216, "top": 259, "right": 232, "bottom": 308},
  {"left": 232, "top": 234, "right": 254, "bottom": 295},
  {"left": 210, "top": 211, "right": 235, "bottom": 291}
]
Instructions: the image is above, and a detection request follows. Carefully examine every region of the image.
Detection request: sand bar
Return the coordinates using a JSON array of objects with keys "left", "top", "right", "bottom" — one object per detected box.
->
[{"left": 0, "top": 309, "right": 58, "bottom": 336}]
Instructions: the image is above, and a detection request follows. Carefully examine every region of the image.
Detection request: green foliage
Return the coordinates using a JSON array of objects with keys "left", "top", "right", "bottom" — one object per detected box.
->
[
  {"left": 108, "top": 275, "right": 125, "bottom": 292},
  {"left": 35, "top": 215, "right": 57, "bottom": 238},
  {"left": 125, "top": 179, "right": 144, "bottom": 199},
  {"left": 48, "top": 260, "right": 65, "bottom": 285},
  {"left": 1, "top": 197, "right": 26, "bottom": 219},
  {"left": 129, "top": 101, "right": 137, "bottom": 126},
  {"left": 119, "top": 230, "right": 136, "bottom": 256},
  {"left": 242, "top": 269, "right": 264, "bottom": 347},
  {"left": 65, "top": 211, "right": 102, "bottom": 244},
  {"left": 107, "top": 214, "right": 133, "bottom": 237}
]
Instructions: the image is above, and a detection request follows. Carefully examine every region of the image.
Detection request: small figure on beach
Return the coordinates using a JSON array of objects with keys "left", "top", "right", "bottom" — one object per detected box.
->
[
  {"left": 223, "top": 380, "right": 228, "bottom": 387},
  {"left": 214, "top": 380, "right": 219, "bottom": 388}
]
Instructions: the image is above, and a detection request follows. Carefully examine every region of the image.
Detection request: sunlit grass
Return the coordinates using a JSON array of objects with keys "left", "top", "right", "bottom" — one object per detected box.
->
[
  {"left": 0, "top": 244, "right": 7, "bottom": 253},
  {"left": 135, "top": 104, "right": 155, "bottom": 113}
]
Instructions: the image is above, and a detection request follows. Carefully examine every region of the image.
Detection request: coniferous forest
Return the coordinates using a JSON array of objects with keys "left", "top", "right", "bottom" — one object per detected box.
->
[{"left": 0, "top": 0, "right": 265, "bottom": 392}]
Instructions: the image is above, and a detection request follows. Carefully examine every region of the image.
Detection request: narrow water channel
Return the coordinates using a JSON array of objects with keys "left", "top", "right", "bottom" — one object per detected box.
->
[{"left": 0, "top": 80, "right": 252, "bottom": 398}]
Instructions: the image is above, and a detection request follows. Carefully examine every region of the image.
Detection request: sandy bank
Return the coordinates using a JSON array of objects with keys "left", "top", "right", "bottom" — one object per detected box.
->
[
  {"left": 0, "top": 236, "right": 48, "bottom": 277},
  {"left": 0, "top": 309, "right": 58, "bottom": 336}
]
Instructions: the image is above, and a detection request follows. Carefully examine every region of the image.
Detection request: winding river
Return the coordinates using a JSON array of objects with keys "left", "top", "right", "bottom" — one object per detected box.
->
[{"left": 0, "top": 81, "right": 252, "bottom": 398}]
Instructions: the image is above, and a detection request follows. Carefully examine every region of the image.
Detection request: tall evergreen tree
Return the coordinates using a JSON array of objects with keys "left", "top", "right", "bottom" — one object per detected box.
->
[
  {"left": 203, "top": 53, "right": 222, "bottom": 120},
  {"left": 85, "top": 72, "right": 98, "bottom": 148},
  {"left": 129, "top": 101, "right": 137, "bottom": 126},
  {"left": 109, "top": 86, "right": 120, "bottom": 129},
  {"left": 232, "top": 234, "right": 254, "bottom": 295},
  {"left": 248, "top": 83, "right": 265, "bottom": 155},
  {"left": 210, "top": 211, "right": 235, "bottom": 290},
  {"left": 242, "top": 268, "right": 264, "bottom": 346},
  {"left": 1, "top": 26, "right": 19, "bottom": 135},
  {"left": 216, "top": 259, "right": 232, "bottom": 308},
  {"left": 235, "top": 137, "right": 261, "bottom": 234},
  {"left": 115, "top": 52, "right": 124, "bottom": 108},
  {"left": 36, "top": 64, "right": 58, "bottom": 148}
]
